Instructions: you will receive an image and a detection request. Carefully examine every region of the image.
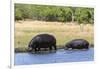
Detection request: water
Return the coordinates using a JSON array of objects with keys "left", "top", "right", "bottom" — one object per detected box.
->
[{"left": 15, "top": 48, "right": 94, "bottom": 65}]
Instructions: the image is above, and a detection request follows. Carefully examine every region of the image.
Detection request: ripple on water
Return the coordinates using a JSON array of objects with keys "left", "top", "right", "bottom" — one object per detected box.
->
[{"left": 15, "top": 48, "right": 94, "bottom": 65}]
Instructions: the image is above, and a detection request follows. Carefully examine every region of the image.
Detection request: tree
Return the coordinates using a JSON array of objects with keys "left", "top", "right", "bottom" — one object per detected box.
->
[
  {"left": 75, "top": 8, "right": 94, "bottom": 32},
  {"left": 15, "top": 8, "right": 23, "bottom": 20},
  {"left": 71, "top": 7, "right": 76, "bottom": 22},
  {"left": 15, "top": 4, "right": 94, "bottom": 24}
]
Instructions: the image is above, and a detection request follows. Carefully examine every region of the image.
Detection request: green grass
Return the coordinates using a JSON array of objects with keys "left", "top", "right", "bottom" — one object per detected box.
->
[{"left": 15, "top": 21, "right": 94, "bottom": 52}]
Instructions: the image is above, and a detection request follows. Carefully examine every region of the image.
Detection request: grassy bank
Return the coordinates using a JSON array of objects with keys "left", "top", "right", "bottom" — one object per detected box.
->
[{"left": 15, "top": 20, "right": 94, "bottom": 53}]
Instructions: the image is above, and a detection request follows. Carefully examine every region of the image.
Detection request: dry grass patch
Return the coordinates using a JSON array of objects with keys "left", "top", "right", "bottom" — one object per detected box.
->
[{"left": 15, "top": 21, "right": 94, "bottom": 52}]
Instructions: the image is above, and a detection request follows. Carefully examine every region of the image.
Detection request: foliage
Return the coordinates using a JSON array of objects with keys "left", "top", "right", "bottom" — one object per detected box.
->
[
  {"left": 75, "top": 8, "right": 94, "bottom": 24},
  {"left": 15, "top": 4, "right": 94, "bottom": 24}
]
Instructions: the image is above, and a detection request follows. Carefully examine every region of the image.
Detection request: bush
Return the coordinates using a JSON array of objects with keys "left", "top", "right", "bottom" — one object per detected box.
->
[{"left": 15, "top": 4, "right": 94, "bottom": 24}]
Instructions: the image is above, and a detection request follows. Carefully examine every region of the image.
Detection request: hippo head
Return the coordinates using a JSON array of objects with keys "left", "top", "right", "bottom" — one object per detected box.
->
[
  {"left": 65, "top": 42, "right": 71, "bottom": 50},
  {"left": 28, "top": 45, "right": 33, "bottom": 52},
  {"left": 28, "top": 41, "right": 35, "bottom": 52}
]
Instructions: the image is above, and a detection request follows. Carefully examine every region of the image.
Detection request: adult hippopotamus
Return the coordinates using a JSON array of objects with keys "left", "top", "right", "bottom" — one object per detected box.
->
[
  {"left": 65, "top": 39, "right": 89, "bottom": 50},
  {"left": 28, "top": 34, "right": 57, "bottom": 52}
]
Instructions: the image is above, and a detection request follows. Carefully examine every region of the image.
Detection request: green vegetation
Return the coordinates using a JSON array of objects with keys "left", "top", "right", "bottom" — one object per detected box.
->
[
  {"left": 15, "top": 4, "right": 94, "bottom": 24},
  {"left": 14, "top": 4, "right": 94, "bottom": 52}
]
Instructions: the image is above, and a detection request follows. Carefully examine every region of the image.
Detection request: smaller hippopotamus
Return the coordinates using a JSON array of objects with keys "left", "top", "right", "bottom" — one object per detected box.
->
[{"left": 65, "top": 39, "right": 89, "bottom": 50}]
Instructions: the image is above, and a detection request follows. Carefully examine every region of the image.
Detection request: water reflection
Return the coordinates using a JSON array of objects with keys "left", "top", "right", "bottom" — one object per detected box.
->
[{"left": 29, "top": 50, "right": 56, "bottom": 54}]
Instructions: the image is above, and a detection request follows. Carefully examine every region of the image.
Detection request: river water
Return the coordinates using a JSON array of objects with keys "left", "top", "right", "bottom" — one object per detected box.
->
[{"left": 15, "top": 48, "right": 94, "bottom": 65}]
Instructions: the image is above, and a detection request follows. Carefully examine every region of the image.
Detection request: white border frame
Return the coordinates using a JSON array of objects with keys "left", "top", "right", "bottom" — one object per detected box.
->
[
  {"left": 14, "top": 0, "right": 95, "bottom": 8},
  {"left": 11, "top": 0, "right": 96, "bottom": 69}
]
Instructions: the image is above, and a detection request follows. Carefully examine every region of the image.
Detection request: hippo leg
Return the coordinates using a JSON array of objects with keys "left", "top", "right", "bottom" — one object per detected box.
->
[
  {"left": 49, "top": 46, "right": 52, "bottom": 51},
  {"left": 86, "top": 43, "right": 89, "bottom": 49},
  {"left": 38, "top": 47, "right": 41, "bottom": 51},
  {"left": 54, "top": 45, "right": 57, "bottom": 50},
  {"left": 34, "top": 47, "right": 38, "bottom": 52},
  {"left": 85, "top": 46, "right": 89, "bottom": 49}
]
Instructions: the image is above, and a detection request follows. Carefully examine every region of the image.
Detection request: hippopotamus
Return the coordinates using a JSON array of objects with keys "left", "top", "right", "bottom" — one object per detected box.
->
[
  {"left": 65, "top": 39, "right": 89, "bottom": 50},
  {"left": 28, "top": 34, "right": 57, "bottom": 52}
]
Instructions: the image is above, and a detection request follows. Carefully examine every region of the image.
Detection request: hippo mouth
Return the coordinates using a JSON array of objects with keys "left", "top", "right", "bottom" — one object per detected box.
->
[{"left": 28, "top": 47, "right": 33, "bottom": 51}]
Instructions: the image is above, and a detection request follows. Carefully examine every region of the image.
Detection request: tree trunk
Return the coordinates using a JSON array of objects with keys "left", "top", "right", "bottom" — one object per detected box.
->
[
  {"left": 80, "top": 24, "right": 84, "bottom": 32},
  {"left": 71, "top": 13, "right": 74, "bottom": 23}
]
